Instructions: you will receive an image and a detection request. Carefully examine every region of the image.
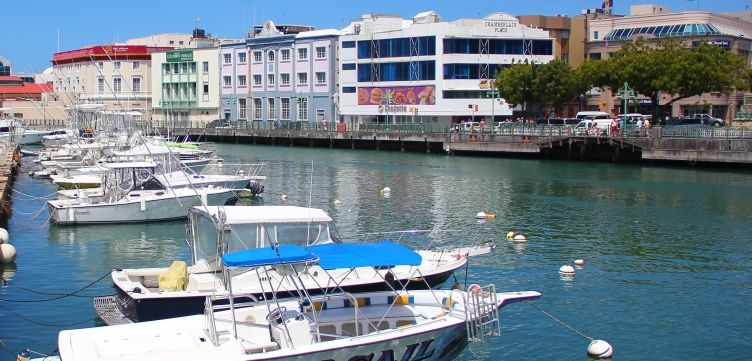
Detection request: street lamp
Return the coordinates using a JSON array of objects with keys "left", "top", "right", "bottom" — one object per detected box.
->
[
  {"left": 616, "top": 82, "right": 636, "bottom": 133},
  {"left": 486, "top": 88, "right": 500, "bottom": 130},
  {"left": 579, "top": 93, "right": 585, "bottom": 112}
]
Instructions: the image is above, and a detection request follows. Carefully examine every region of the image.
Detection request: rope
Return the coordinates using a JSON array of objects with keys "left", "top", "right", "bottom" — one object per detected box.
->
[
  {"left": 7, "top": 186, "right": 59, "bottom": 201},
  {"left": 0, "top": 303, "right": 98, "bottom": 327},
  {"left": 5, "top": 201, "right": 48, "bottom": 219},
  {"left": 3, "top": 279, "right": 113, "bottom": 299},
  {"left": 0, "top": 271, "right": 112, "bottom": 303},
  {"left": 525, "top": 300, "right": 593, "bottom": 340}
]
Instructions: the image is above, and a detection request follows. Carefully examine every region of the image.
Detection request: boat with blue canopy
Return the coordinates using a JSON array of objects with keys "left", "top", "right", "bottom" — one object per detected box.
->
[{"left": 47, "top": 240, "right": 541, "bottom": 361}]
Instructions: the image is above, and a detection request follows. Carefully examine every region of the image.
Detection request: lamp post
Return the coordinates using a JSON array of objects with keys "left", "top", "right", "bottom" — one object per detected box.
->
[
  {"left": 486, "top": 88, "right": 500, "bottom": 130},
  {"left": 579, "top": 93, "right": 585, "bottom": 112},
  {"left": 616, "top": 82, "right": 636, "bottom": 131}
]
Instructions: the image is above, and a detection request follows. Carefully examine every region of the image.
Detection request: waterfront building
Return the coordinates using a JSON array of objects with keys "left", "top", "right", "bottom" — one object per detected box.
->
[
  {"left": 338, "top": 12, "right": 554, "bottom": 126},
  {"left": 150, "top": 47, "right": 221, "bottom": 126},
  {"left": 586, "top": 4, "right": 752, "bottom": 121},
  {"left": 220, "top": 20, "right": 339, "bottom": 126}
]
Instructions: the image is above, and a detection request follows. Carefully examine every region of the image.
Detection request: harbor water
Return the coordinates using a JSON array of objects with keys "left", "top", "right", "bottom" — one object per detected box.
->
[{"left": 1, "top": 143, "right": 751, "bottom": 360}]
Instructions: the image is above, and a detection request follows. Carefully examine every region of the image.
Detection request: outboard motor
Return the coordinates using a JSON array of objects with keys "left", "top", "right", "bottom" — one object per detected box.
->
[{"left": 246, "top": 181, "right": 264, "bottom": 196}]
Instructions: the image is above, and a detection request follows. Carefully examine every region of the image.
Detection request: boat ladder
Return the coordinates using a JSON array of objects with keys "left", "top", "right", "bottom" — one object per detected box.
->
[{"left": 465, "top": 284, "right": 501, "bottom": 342}]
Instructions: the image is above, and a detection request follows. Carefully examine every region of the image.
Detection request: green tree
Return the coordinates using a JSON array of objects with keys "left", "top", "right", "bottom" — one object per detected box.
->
[
  {"left": 535, "top": 60, "right": 577, "bottom": 113},
  {"left": 494, "top": 61, "right": 538, "bottom": 119}
]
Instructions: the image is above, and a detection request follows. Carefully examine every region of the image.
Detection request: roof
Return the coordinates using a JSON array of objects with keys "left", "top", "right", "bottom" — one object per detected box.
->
[
  {"left": 295, "top": 29, "right": 341, "bottom": 39},
  {"left": 0, "top": 76, "right": 22, "bottom": 82},
  {"left": 0, "top": 83, "right": 53, "bottom": 96},
  {"left": 221, "top": 241, "right": 422, "bottom": 269},
  {"left": 190, "top": 206, "right": 332, "bottom": 224}
]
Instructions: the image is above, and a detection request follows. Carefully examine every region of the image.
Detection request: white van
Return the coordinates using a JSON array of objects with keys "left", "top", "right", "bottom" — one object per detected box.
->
[
  {"left": 575, "top": 111, "right": 610, "bottom": 120},
  {"left": 574, "top": 119, "right": 611, "bottom": 135},
  {"left": 461, "top": 121, "right": 480, "bottom": 133}
]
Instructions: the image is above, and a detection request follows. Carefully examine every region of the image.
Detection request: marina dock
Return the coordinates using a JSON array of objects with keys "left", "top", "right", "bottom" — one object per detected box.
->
[
  {"left": 154, "top": 124, "right": 752, "bottom": 166},
  {"left": 0, "top": 144, "right": 19, "bottom": 225}
]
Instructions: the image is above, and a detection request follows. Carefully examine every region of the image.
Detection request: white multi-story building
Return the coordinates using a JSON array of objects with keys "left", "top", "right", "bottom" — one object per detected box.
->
[
  {"left": 151, "top": 47, "right": 221, "bottom": 126},
  {"left": 338, "top": 11, "right": 554, "bottom": 126}
]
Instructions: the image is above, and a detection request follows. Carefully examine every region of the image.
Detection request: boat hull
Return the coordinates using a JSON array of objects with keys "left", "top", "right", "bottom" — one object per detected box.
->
[
  {"left": 112, "top": 268, "right": 456, "bottom": 323},
  {"left": 48, "top": 191, "right": 237, "bottom": 225}
]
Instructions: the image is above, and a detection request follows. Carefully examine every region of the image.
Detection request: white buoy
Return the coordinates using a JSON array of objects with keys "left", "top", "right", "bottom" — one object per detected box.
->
[
  {"left": 0, "top": 228, "right": 8, "bottom": 244},
  {"left": 476, "top": 211, "right": 487, "bottom": 219},
  {"left": 512, "top": 234, "right": 527, "bottom": 242},
  {"left": 280, "top": 194, "right": 289, "bottom": 201},
  {"left": 382, "top": 187, "right": 390, "bottom": 193},
  {"left": 0, "top": 243, "right": 17, "bottom": 263},
  {"left": 333, "top": 199, "right": 342, "bottom": 206},
  {"left": 559, "top": 264, "right": 576, "bottom": 275},
  {"left": 574, "top": 259, "right": 585, "bottom": 266},
  {"left": 587, "top": 339, "right": 613, "bottom": 358}
]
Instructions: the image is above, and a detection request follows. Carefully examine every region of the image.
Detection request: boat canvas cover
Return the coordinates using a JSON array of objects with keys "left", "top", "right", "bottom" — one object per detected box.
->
[
  {"left": 221, "top": 241, "right": 422, "bottom": 270},
  {"left": 222, "top": 245, "right": 318, "bottom": 267},
  {"left": 307, "top": 241, "right": 422, "bottom": 270},
  {"left": 192, "top": 206, "right": 332, "bottom": 224}
]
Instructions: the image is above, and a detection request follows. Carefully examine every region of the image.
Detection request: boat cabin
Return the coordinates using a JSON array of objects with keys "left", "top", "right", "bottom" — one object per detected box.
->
[{"left": 187, "top": 206, "right": 336, "bottom": 273}]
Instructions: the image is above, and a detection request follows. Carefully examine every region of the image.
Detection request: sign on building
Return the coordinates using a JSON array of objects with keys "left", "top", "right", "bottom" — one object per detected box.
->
[{"left": 166, "top": 50, "right": 194, "bottom": 62}]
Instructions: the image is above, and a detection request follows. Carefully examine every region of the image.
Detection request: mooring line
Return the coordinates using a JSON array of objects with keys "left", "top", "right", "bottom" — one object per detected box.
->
[{"left": 525, "top": 300, "right": 593, "bottom": 340}]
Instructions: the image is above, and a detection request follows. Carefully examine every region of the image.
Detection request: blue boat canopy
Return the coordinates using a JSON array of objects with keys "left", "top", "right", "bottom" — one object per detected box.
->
[
  {"left": 222, "top": 245, "right": 317, "bottom": 267},
  {"left": 221, "top": 241, "right": 422, "bottom": 269},
  {"left": 307, "top": 241, "right": 422, "bottom": 270}
]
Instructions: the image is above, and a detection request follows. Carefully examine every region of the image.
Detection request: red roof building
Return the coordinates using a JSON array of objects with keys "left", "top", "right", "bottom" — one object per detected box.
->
[{"left": 0, "top": 76, "right": 53, "bottom": 101}]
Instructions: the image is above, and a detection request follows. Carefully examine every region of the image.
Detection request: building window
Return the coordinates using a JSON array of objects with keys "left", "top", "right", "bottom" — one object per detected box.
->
[
  {"left": 238, "top": 75, "right": 247, "bottom": 87},
  {"left": 203, "top": 61, "right": 209, "bottom": 72},
  {"left": 238, "top": 98, "right": 247, "bottom": 120},
  {"left": 253, "top": 51, "right": 262, "bottom": 63},
  {"left": 281, "top": 49, "right": 291, "bottom": 61},
  {"left": 253, "top": 98, "right": 262, "bottom": 120},
  {"left": 203, "top": 82, "right": 209, "bottom": 94},
  {"left": 342, "top": 41, "right": 356, "bottom": 48},
  {"left": 593, "top": 31, "right": 600, "bottom": 40},
  {"left": 97, "top": 77, "right": 104, "bottom": 94},
  {"left": 297, "top": 72, "right": 308, "bottom": 85},
  {"left": 163, "top": 64, "right": 170, "bottom": 74},
  {"left": 358, "top": 36, "right": 436, "bottom": 59},
  {"left": 181, "top": 63, "right": 188, "bottom": 73},
  {"left": 223, "top": 53, "right": 232, "bottom": 64},
  {"left": 133, "top": 61, "right": 141, "bottom": 70},
  {"left": 589, "top": 52, "right": 602, "bottom": 60},
  {"left": 297, "top": 48, "right": 308, "bottom": 60},
  {"left": 342, "top": 86, "right": 356, "bottom": 93},
  {"left": 268, "top": 50, "right": 275, "bottom": 62},
  {"left": 267, "top": 74, "right": 275, "bottom": 86},
  {"left": 442, "top": 38, "right": 551, "bottom": 55},
  {"left": 114, "top": 61, "right": 121, "bottom": 70},
  {"left": 113, "top": 77, "right": 122, "bottom": 94},
  {"left": 190, "top": 62, "right": 196, "bottom": 73},
  {"left": 443, "top": 63, "right": 509, "bottom": 80},
  {"left": 132, "top": 77, "right": 141, "bottom": 93},
  {"left": 358, "top": 61, "right": 436, "bottom": 82},
  {"left": 281, "top": 98, "right": 290, "bottom": 120},
  {"left": 342, "top": 63, "right": 356, "bottom": 70},
  {"left": 315, "top": 72, "right": 326, "bottom": 85},
  {"left": 238, "top": 52, "right": 247, "bottom": 64},
  {"left": 268, "top": 98, "right": 276, "bottom": 119},
  {"left": 98, "top": 62, "right": 104, "bottom": 69},
  {"left": 223, "top": 75, "right": 232, "bottom": 87},
  {"left": 281, "top": 73, "right": 290, "bottom": 86},
  {"left": 315, "top": 46, "right": 326, "bottom": 59},
  {"left": 253, "top": 74, "right": 262, "bottom": 86},
  {"left": 297, "top": 97, "right": 308, "bottom": 120},
  {"left": 173, "top": 63, "right": 179, "bottom": 74}
]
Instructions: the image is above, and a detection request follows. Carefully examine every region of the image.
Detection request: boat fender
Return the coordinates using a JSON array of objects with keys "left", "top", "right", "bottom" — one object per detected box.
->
[
  {"left": 468, "top": 283, "right": 482, "bottom": 296},
  {"left": 587, "top": 340, "right": 613, "bottom": 358},
  {"left": 140, "top": 198, "right": 146, "bottom": 211},
  {"left": 0, "top": 228, "right": 8, "bottom": 244},
  {"left": 16, "top": 349, "right": 30, "bottom": 361},
  {"left": 132, "top": 287, "right": 142, "bottom": 294},
  {"left": 0, "top": 244, "right": 17, "bottom": 264}
]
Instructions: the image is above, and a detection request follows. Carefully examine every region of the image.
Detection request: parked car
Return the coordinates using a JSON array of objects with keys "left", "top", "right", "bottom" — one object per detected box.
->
[
  {"left": 692, "top": 114, "right": 725, "bottom": 126},
  {"left": 207, "top": 119, "right": 231, "bottom": 128}
]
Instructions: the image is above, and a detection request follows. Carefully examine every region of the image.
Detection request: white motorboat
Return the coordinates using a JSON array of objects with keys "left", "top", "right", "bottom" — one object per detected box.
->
[
  {"left": 43, "top": 242, "right": 540, "bottom": 361},
  {"left": 98, "top": 206, "right": 494, "bottom": 324},
  {"left": 0, "top": 108, "right": 48, "bottom": 145},
  {"left": 46, "top": 162, "right": 241, "bottom": 225}
]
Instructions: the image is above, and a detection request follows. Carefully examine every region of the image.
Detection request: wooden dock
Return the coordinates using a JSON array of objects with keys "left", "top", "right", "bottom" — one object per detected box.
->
[{"left": 0, "top": 145, "right": 19, "bottom": 226}]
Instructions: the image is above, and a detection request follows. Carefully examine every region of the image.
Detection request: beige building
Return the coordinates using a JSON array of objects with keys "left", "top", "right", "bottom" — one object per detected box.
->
[
  {"left": 586, "top": 5, "right": 752, "bottom": 122},
  {"left": 150, "top": 47, "right": 221, "bottom": 126},
  {"left": 517, "top": 15, "right": 588, "bottom": 69}
]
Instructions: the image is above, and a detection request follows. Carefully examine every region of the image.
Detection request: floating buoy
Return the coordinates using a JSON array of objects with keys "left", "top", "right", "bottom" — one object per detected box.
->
[
  {"left": 512, "top": 234, "right": 527, "bottom": 242},
  {"left": 559, "top": 264, "right": 576, "bottom": 275},
  {"left": 0, "top": 228, "right": 7, "bottom": 244},
  {"left": 280, "top": 194, "right": 289, "bottom": 201},
  {"left": 382, "top": 187, "right": 390, "bottom": 193},
  {"left": 380, "top": 187, "right": 391, "bottom": 198},
  {"left": 0, "top": 243, "right": 17, "bottom": 264},
  {"left": 333, "top": 199, "right": 342, "bottom": 206},
  {"left": 476, "top": 212, "right": 487, "bottom": 219},
  {"left": 475, "top": 212, "right": 496, "bottom": 219},
  {"left": 506, "top": 231, "right": 515, "bottom": 239},
  {"left": 574, "top": 259, "right": 585, "bottom": 266},
  {"left": 587, "top": 339, "right": 613, "bottom": 358},
  {"left": 16, "top": 349, "right": 30, "bottom": 361}
]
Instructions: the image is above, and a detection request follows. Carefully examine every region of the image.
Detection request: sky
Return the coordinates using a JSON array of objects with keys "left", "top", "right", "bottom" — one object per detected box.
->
[{"left": 1, "top": 0, "right": 748, "bottom": 73}]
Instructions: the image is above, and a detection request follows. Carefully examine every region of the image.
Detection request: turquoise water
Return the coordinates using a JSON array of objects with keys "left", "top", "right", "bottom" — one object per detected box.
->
[{"left": 1, "top": 144, "right": 751, "bottom": 360}]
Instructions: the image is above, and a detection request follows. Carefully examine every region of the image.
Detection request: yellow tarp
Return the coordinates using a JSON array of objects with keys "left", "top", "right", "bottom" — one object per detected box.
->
[{"left": 158, "top": 261, "right": 188, "bottom": 291}]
